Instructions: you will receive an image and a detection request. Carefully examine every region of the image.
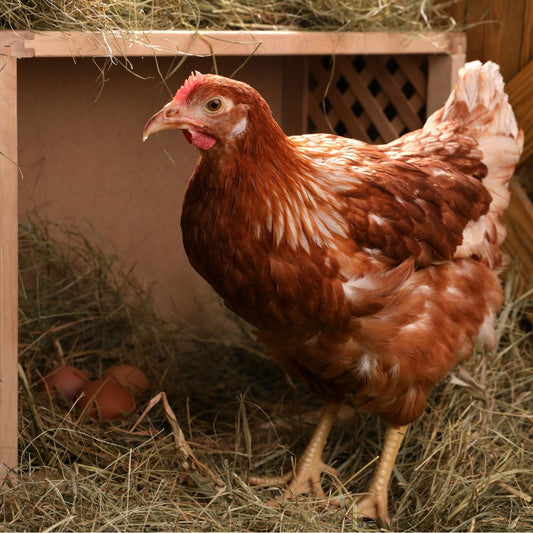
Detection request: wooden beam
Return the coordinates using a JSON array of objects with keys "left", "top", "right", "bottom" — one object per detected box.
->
[
  {"left": 426, "top": 48, "right": 466, "bottom": 115},
  {"left": 0, "top": 30, "right": 466, "bottom": 59},
  {"left": 0, "top": 49, "right": 18, "bottom": 477}
]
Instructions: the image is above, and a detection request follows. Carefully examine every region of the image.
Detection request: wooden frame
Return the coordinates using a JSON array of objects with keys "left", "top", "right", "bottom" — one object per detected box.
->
[
  {"left": 0, "top": 50, "right": 18, "bottom": 478},
  {"left": 0, "top": 30, "right": 465, "bottom": 476}
]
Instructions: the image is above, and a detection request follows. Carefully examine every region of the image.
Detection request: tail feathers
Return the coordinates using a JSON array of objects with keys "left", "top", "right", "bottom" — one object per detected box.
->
[
  {"left": 454, "top": 61, "right": 523, "bottom": 231},
  {"left": 427, "top": 61, "right": 523, "bottom": 268},
  {"left": 424, "top": 61, "right": 523, "bottom": 165},
  {"left": 441, "top": 61, "right": 521, "bottom": 139}
]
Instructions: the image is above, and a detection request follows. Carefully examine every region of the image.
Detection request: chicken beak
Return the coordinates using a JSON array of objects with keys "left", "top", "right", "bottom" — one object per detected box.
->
[{"left": 142, "top": 102, "right": 186, "bottom": 141}]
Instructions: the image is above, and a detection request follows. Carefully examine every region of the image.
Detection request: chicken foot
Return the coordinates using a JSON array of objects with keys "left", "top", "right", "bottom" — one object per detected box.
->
[
  {"left": 249, "top": 406, "right": 407, "bottom": 527},
  {"left": 249, "top": 402, "right": 341, "bottom": 500},
  {"left": 356, "top": 424, "right": 408, "bottom": 529}
]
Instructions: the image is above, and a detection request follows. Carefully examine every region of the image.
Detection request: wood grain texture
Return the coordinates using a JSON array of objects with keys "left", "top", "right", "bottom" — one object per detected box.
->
[
  {"left": 507, "top": 60, "right": 533, "bottom": 162},
  {"left": 502, "top": 180, "right": 533, "bottom": 294},
  {"left": 0, "top": 30, "right": 465, "bottom": 58},
  {"left": 0, "top": 51, "right": 18, "bottom": 476},
  {"left": 449, "top": 0, "right": 532, "bottom": 81},
  {"left": 519, "top": 0, "right": 533, "bottom": 69}
]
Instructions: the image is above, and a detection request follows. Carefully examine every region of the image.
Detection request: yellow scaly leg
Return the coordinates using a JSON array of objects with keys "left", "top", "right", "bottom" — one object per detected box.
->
[{"left": 356, "top": 424, "right": 408, "bottom": 529}]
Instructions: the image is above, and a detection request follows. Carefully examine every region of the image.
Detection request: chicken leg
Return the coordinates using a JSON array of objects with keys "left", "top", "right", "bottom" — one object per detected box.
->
[
  {"left": 249, "top": 402, "right": 341, "bottom": 499},
  {"left": 356, "top": 424, "right": 408, "bottom": 529}
]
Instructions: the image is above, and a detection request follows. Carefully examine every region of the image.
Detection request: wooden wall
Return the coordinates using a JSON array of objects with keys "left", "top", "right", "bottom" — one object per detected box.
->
[
  {"left": 446, "top": 0, "right": 533, "bottom": 291},
  {"left": 448, "top": 1, "right": 533, "bottom": 165},
  {"left": 447, "top": 0, "right": 533, "bottom": 81},
  {"left": 17, "top": 56, "right": 285, "bottom": 325}
]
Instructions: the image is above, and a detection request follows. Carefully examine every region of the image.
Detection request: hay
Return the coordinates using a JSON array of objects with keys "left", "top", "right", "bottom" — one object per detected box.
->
[
  {"left": 2, "top": 218, "right": 532, "bottom": 532},
  {"left": 1, "top": 1, "right": 459, "bottom": 33}
]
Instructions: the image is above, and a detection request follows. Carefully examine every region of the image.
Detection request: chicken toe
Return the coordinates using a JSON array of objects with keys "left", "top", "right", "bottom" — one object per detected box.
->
[
  {"left": 249, "top": 403, "right": 341, "bottom": 500},
  {"left": 356, "top": 491, "right": 392, "bottom": 530},
  {"left": 248, "top": 471, "right": 293, "bottom": 488},
  {"left": 285, "top": 456, "right": 339, "bottom": 499}
]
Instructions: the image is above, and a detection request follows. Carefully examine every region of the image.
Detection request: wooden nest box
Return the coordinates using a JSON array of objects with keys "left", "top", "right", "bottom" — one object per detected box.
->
[{"left": 1, "top": 29, "right": 478, "bottom": 474}]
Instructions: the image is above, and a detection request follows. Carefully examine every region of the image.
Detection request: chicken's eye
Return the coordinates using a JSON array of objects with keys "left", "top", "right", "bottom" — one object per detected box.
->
[{"left": 205, "top": 98, "right": 223, "bottom": 113}]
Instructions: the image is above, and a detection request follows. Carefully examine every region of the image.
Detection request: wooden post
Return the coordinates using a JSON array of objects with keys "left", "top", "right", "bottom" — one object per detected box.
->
[
  {"left": 0, "top": 49, "right": 18, "bottom": 477},
  {"left": 426, "top": 51, "right": 466, "bottom": 116}
]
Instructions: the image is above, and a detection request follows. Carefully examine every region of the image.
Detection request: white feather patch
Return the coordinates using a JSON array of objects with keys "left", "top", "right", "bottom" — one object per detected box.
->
[
  {"left": 476, "top": 310, "right": 497, "bottom": 349},
  {"left": 343, "top": 273, "right": 377, "bottom": 301},
  {"left": 230, "top": 117, "right": 247, "bottom": 137},
  {"left": 356, "top": 352, "right": 378, "bottom": 380}
]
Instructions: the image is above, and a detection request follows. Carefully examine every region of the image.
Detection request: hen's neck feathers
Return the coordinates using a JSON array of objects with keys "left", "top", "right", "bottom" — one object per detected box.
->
[
  {"left": 203, "top": 97, "right": 305, "bottom": 180},
  {"left": 188, "top": 99, "right": 346, "bottom": 254},
  {"left": 196, "top": 97, "right": 309, "bottom": 209}
]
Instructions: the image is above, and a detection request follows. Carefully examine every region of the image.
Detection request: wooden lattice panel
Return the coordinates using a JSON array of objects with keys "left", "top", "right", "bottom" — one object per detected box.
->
[{"left": 308, "top": 55, "right": 428, "bottom": 144}]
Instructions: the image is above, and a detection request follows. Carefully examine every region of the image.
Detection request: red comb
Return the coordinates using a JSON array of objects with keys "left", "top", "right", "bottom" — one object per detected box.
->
[{"left": 173, "top": 71, "right": 203, "bottom": 104}]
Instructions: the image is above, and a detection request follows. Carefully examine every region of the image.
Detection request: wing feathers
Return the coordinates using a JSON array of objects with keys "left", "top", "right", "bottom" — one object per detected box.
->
[{"left": 295, "top": 135, "right": 491, "bottom": 267}]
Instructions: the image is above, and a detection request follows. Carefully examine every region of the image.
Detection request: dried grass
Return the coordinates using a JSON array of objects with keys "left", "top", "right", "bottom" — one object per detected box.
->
[
  {"left": 1, "top": 218, "right": 532, "bottom": 532},
  {"left": 1, "top": 1, "right": 459, "bottom": 33}
]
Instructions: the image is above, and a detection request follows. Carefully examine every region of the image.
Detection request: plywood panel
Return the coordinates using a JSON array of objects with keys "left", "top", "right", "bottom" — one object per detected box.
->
[
  {"left": 427, "top": 51, "right": 465, "bottom": 114},
  {"left": 17, "top": 56, "right": 285, "bottom": 324}
]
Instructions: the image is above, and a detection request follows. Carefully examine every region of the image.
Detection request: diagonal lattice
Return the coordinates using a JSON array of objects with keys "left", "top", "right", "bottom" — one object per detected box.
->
[{"left": 308, "top": 55, "right": 428, "bottom": 144}]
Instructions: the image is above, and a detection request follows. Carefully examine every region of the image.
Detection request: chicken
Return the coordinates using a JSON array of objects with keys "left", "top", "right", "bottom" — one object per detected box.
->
[{"left": 143, "top": 61, "right": 523, "bottom": 527}]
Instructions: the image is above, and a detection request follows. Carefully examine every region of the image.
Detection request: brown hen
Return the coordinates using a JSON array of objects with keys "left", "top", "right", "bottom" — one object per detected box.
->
[{"left": 143, "top": 61, "right": 523, "bottom": 527}]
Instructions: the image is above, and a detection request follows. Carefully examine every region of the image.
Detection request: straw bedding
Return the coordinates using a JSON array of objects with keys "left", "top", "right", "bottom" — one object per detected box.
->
[
  {"left": 1, "top": 218, "right": 531, "bottom": 532},
  {"left": 1, "top": 1, "right": 459, "bottom": 33}
]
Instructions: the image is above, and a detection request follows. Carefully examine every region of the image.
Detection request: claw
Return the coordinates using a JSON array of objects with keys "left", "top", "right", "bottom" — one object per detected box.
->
[
  {"left": 356, "top": 491, "right": 392, "bottom": 530},
  {"left": 249, "top": 412, "right": 408, "bottom": 530}
]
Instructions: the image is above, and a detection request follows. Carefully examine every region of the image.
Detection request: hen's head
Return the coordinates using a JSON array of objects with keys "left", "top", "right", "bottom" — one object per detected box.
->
[{"left": 143, "top": 72, "right": 273, "bottom": 151}]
